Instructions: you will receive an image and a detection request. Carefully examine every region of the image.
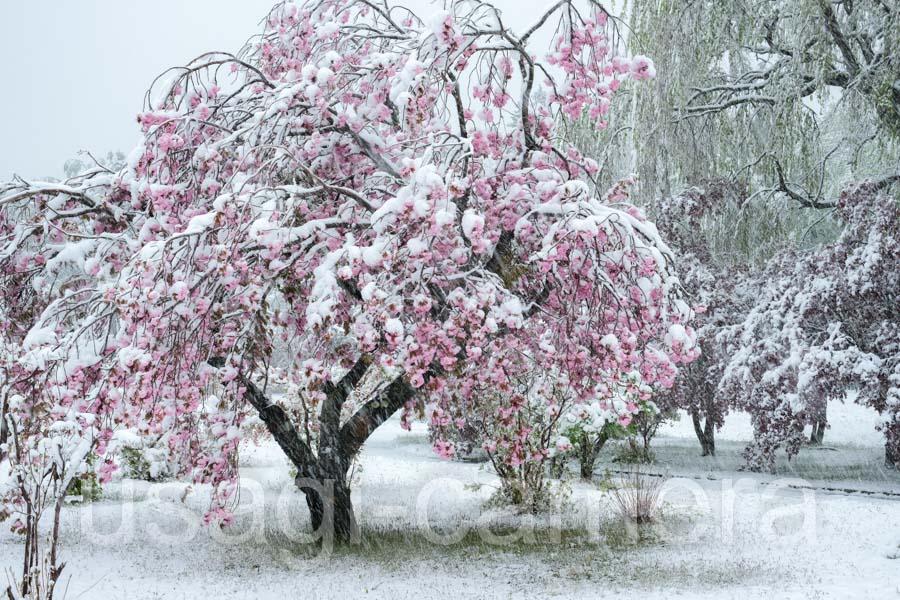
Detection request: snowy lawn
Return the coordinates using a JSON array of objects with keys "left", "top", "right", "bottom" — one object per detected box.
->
[{"left": 2, "top": 402, "right": 898, "bottom": 599}]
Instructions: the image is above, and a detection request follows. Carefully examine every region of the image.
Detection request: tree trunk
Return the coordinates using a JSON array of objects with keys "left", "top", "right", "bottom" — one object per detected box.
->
[
  {"left": 0, "top": 396, "right": 8, "bottom": 463},
  {"left": 298, "top": 469, "right": 359, "bottom": 543},
  {"left": 886, "top": 421, "right": 899, "bottom": 470},
  {"left": 222, "top": 356, "right": 418, "bottom": 545},
  {"left": 579, "top": 432, "right": 609, "bottom": 480},
  {"left": 809, "top": 420, "right": 825, "bottom": 445},
  {"left": 809, "top": 404, "right": 826, "bottom": 445},
  {"left": 691, "top": 411, "right": 716, "bottom": 457},
  {"left": 702, "top": 416, "right": 715, "bottom": 457},
  {"left": 579, "top": 438, "right": 595, "bottom": 480}
]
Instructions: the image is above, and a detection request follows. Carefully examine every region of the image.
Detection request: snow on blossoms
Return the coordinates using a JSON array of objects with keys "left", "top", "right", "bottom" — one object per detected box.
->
[{"left": 0, "top": 0, "right": 696, "bottom": 530}]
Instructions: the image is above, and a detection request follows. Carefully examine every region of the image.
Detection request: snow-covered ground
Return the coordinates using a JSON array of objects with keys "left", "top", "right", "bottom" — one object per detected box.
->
[
  {"left": 2, "top": 402, "right": 898, "bottom": 599},
  {"left": 648, "top": 402, "right": 898, "bottom": 496}
]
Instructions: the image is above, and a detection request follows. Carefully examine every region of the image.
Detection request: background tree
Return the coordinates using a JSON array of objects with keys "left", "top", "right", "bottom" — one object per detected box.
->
[
  {"left": 620, "top": 0, "right": 899, "bottom": 208},
  {"left": 651, "top": 181, "right": 753, "bottom": 457},
  {"left": 719, "top": 178, "right": 900, "bottom": 471},
  {"left": 569, "top": 0, "right": 899, "bottom": 468},
  {"left": 570, "top": 0, "right": 898, "bottom": 270}
]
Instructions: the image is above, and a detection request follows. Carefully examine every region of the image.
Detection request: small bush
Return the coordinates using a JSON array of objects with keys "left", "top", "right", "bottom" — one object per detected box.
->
[
  {"left": 609, "top": 467, "right": 664, "bottom": 524},
  {"left": 613, "top": 438, "right": 655, "bottom": 464},
  {"left": 120, "top": 445, "right": 174, "bottom": 481},
  {"left": 67, "top": 470, "right": 102, "bottom": 502},
  {"left": 65, "top": 454, "right": 102, "bottom": 502},
  {"left": 484, "top": 474, "right": 571, "bottom": 514}
]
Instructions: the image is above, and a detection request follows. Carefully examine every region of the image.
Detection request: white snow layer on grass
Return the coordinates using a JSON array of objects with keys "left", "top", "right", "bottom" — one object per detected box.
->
[{"left": 1, "top": 403, "right": 898, "bottom": 599}]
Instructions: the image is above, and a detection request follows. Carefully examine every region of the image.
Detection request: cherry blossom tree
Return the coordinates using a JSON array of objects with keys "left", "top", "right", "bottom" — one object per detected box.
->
[
  {"left": 720, "top": 177, "right": 900, "bottom": 472},
  {"left": 0, "top": 0, "right": 697, "bottom": 554}
]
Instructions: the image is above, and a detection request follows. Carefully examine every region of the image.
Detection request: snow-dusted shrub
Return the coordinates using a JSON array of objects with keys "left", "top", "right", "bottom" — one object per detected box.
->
[
  {"left": 436, "top": 362, "right": 570, "bottom": 512},
  {"left": 609, "top": 467, "right": 664, "bottom": 524},
  {"left": 119, "top": 445, "right": 175, "bottom": 482},
  {"left": 0, "top": 402, "right": 90, "bottom": 599},
  {"left": 65, "top": 454, "right": 103, "bottom": 502},
  {"left": 437, "top": 363, "right": 664, "bottom": 510},
  {"left": 612, "top": 434, "right": 655, "bottom": 465}
]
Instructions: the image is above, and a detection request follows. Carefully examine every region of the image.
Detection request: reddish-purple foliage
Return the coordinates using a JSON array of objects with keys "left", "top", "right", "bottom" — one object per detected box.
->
[
  {"left": 720, "top": 179, "right": 900, "bottom": 471},
  {"left": 652, "top": 181, "right": 749, "bottom": 457}
]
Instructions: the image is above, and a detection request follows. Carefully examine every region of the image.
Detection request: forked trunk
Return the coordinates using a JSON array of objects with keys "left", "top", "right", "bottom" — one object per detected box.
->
[
  {"left": 299, "top": 472, "right": 359, "bottom": 543},
  {"left": 809, "top": 420, "right": 826, "bottom": 445},
  {"left": 691, "top": 411, "right": 716, "bottom": 457},
  {"left": 299, "top": 418, "right": 361, "bottom": 543},
  {"left": 230, "top": 357, "right": 418, "bottom": 545}
]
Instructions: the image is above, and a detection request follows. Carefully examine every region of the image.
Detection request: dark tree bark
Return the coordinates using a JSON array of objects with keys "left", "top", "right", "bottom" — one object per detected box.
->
[
  {"left": 886, "top": 421, "right": 899, "bottom": 470},
  {"left": 809, "top": 420, "right": 826, "bottom": 445},
  {"left": 578, "top": 431, "right": 610, "bottom": 480},
  {"left": 0, "top": 396, "right": 8, "bottom": 463},
  {"left": 808, "top": 403, "right": 827, "bottom": 445},
  {"left": 222, "top": 356, "right": 420, "bottom": 543},
  {"left": 691, "top": 411, "right": 716, "bottom": 457},
  {"left": 296, "top": 452, "right": 358, "bottom": 543}
]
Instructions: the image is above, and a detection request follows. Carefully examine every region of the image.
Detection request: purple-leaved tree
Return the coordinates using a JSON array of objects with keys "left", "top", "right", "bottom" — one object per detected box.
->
[
  {"left": 720, "top": 178, "right": 900, "bottom": 472},
  {"left": 652, "top": 181, "right": 750, "bottom": 457}
]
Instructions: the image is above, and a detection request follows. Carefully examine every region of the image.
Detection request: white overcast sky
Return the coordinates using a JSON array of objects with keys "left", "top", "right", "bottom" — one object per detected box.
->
[{"left": 0, "top": 1, "right": 562, "bottom": 180}]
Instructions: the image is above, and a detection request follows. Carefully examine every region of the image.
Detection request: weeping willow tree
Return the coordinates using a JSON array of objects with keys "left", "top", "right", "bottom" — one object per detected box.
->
[{"left": 572, "top": 0, "right": 899, "bottom": 265}]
